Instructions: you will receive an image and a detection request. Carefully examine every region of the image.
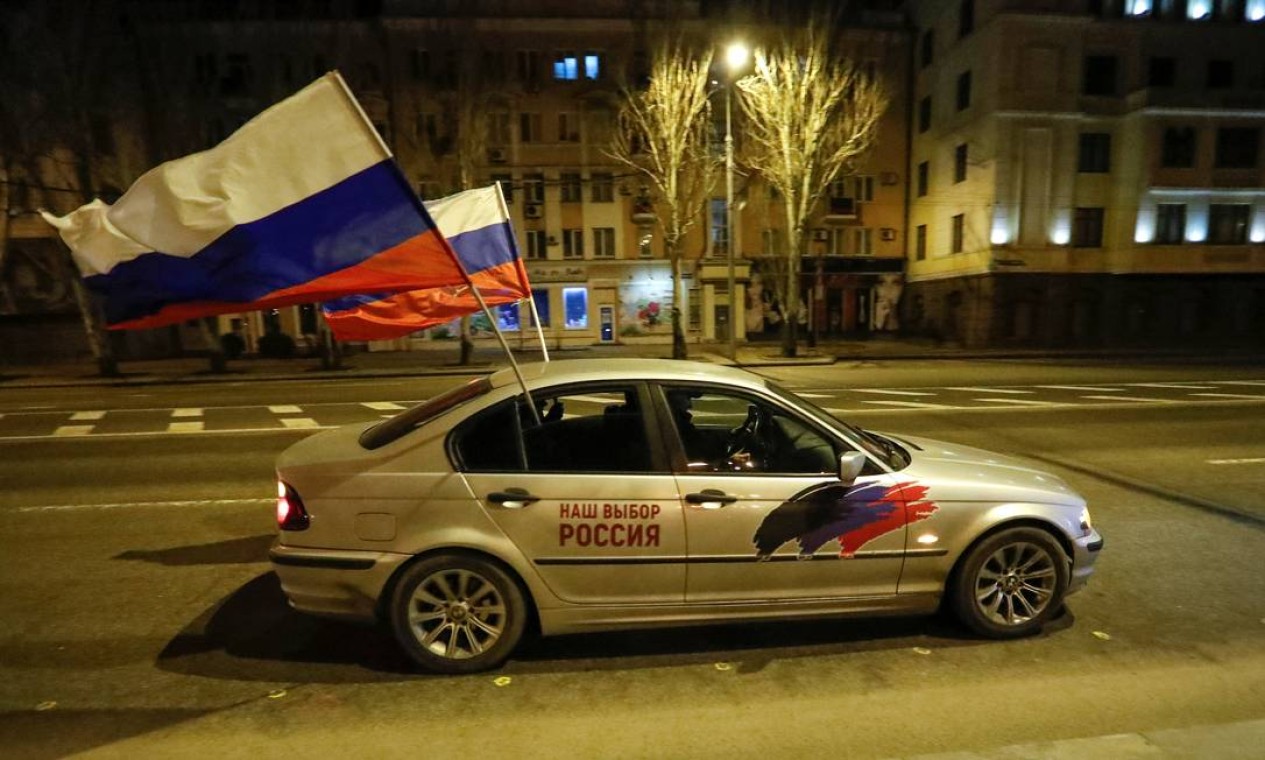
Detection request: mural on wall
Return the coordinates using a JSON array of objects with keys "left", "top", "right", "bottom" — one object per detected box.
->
[
  {"left": 874, "top": 274, "right": 903, "bottom": 331},
  {"left": 618, "top": 268, "right": 674, "bottom": 337},
  {"left": 0, "top": 241, "right": 75, "bottom": 316}
]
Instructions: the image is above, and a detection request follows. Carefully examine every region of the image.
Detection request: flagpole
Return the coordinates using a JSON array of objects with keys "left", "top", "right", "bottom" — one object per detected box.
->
[
  {"left": 469, "top": 287, "right": 541, "bottom": 424},
  {"left": 527, "top": 296, "right": 550, "bottom": 362}
]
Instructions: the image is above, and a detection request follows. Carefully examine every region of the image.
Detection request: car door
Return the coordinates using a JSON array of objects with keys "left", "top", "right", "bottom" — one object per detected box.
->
[
  {"left": 656, "top": 383, "right": 908, "bottom": 603},
  {"left": 453, "top": 381, "right": 685, "bottom": 605}
]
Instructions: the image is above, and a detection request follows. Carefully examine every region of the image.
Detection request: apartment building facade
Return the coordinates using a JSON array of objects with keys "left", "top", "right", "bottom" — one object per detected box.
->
[{"left": 907, "top": 0, "right": 1265, "bottom": 347}]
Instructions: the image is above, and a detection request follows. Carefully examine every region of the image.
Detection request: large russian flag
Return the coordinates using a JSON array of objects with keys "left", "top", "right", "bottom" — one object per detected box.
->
[
  {"left": 41, "top": 73, "right": 469, "bottom": 330},
  {"left": 321, "top": 184, "right": 532, "bottom": 341}
]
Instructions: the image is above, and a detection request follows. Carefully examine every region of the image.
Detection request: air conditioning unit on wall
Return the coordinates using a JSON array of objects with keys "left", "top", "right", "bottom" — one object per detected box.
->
[{"left": 524, "top": 203, "right": 542, "bottom": 219}]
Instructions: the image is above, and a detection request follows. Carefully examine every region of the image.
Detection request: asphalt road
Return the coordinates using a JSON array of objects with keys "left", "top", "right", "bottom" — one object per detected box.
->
[{"left": 0, "top": 358, "right": 1263, "bottom": 758}]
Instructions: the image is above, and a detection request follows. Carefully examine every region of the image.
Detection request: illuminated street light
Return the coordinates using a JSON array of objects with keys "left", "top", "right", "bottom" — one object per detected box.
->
[{"left": 724, "top": 41, "right": 748, "bottom": 359}]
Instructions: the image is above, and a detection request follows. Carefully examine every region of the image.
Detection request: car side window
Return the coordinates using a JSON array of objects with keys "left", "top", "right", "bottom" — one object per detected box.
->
[
  {"left": 519, "top": 385, "right": 656, "bottom": 473},
  {"left": 663, "top": 386, "right": 856, "bottom": 475},
  {"left": 452, "top": 400, "right": 527, "bottom": 472}
]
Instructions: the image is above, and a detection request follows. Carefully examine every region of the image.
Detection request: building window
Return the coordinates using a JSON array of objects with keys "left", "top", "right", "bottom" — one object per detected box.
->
[
  {"left": 854, "top": 175, "right": 874, "bottom": 202},
  {"left": 828, "top": 227, "right": 847, "bottom": 255},
  {"left": 951, "top": 214, "right": 965, "bottom": 253},
  {"left": 920, "top": 30, "right": 934, "bottom": 68},
  {"left": 918, "top": 96, "right": 932, "bottom": 133},
  {"left": 954, "top": 144, "right": 968, "bottom": 183},
  {"left": 1215, "top": 127, "right": 1259, "bottom": 168},
  {"left": 560, "top": 172, "right": 582, "bottom": 202},
  {"left": 488, "top": 112, "right": 511, "bottom": 145},
  {"left": 411, "top": 49, "right": 432, "bottom": 81},
  {"left": 558, "top": 112, "right": 580, "bottom": 142},
  {"left": 1073, "top": 207, "right": 1105, "bottom": 248},
  {"left": 638, "top": 225, "right": 654, "bottom": 258},
  {"left": 584, "top": 52, "right": 602, "bottom": 80},
  {"left": 1078, "top": 133, "right": 1112, "bottom": 173},
  {"left": 562, "top": 228, "right": 584, "bottom": 259},
  {"left": 1148, "top": 57, "right": 1176, "bottom": 87},
  {"left": 916, "top": 224, "right": 927, "bottom": 260},
  {"left": 525, "top": 229, "right": 548, "bottom": 259},
  {"left": 1207, "top": 59, "right": 1235, "bottom": 89},
  {"left": 959, "top": 0, "right": 975, "bottom": 38},
  {"left": 1208, "top": 204, "right": 1250, "bottom": 244},
  {"left": 1083, "top": 55, "right": 1118, "bottom": 96},
  {"left": 1162, "top": 127, "right": 1197, "bottom": 168},
  {"left": 917, "top": 161, "right": 929, "bottom": 197},
  {"left": 593, "top": 227, "right": 616, "bottom": 258},
  {"left": 591, "top": 172, "right": 614, "bottom": 202},
  {"left": 520, "top": 112, "right": 542, "bottom": 143},
  {"left": 491, "top": 173, "right": 513, "bottom": 203},
  {"left": 710, "top": 198, "right": 728, "bottom": 254},
  {"left": 1154, "top": 203, "right": 1186, "bottom": 244},
  {"left": 854, "top": 228, "right": 873, "bottom": 255},
  {"left": 762, "top": 227, "right": 783, "bottom": 255},
  {"left": 531, "top": 288, "right": 551, "bottom": 327},
  {"left": 563, "top": 287, "right": 588, "bottom": 328},
  {"left": 553, "top": 51, "right": 579, "bottom": 80},
  {"left": 497, "top": 303, "right": 521, "bottom": 331},
  {"left": 516, "top": 50, "right": 540, "bottom": 84},
  {"left": 956, "top": 70, "right": 972, "bottom": 111},
  {"left": 523, "top": 173, "right": 545, "bottom": 203}
]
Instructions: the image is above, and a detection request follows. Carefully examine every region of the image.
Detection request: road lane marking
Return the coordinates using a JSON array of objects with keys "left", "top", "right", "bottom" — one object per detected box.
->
[
  {"left": 363, "top": 401, "right": 405, "bottom": 411},
  {"left": 1190, "top": 393, "right": 1265, "bottom": 400},
  {"left": 1219, "top": 381, "right": 1265, "bottom": 387},
  {"left": 17, "top": 498, "right": 273, "bottom": 513},
  {"left": 948, "top": 387, "right": 1033, "bottom": 394},
  {"left": 269, "top": 405, "right": 303, "bottom": 414},
  {"left": 797, "top": 392, "right": 832, "bottom": 398},
  {"left": 0, "top": 426, "right": 333, "bottom": 443},
  {"left": 280, "top": 417, "right": 320, "bottom": 429},
  {"left": 850, "top": 389, "right": 936, "bottom": 396},
  {"left": 172, "top": 408, "right": 203, "bottom": 417},
  {"left": 53, "top": 425, "right": 94, "bottom": 436},
  {"left": 70, "top": 411, "right": 106, "bottom": 421},
  {"left": 1207, "top": 457, "right": 1265, "bottom": 465},
  {"left": 1132, "top": 383, "right": 1216, "bottom": 390},
  {"left": 1081, "top": 395, "right": 1174, "bottom": 403},
  {"left": 860, "top": 400, "right": 956, "bottom": 409},
  {"left": 1038, "top": 385, "right": 1125, "bottom": 392},
  {"left": 973, "top": 398, "right": 1061, "bottom": 406},
  {"left": 167, "top": 421, "right": 205, "bottom": 433}
]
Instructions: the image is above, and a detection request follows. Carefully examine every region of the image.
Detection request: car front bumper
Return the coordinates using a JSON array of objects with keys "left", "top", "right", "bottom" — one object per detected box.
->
[
  {"left": 269, "top": 540, "right": 411, "bottom": 622},
  {"left": 1066, "top": 528, "right": 1104, "bottom": 595}
]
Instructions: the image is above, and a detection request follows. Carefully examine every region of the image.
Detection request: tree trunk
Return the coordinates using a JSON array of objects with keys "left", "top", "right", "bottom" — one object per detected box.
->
[
  {"left": 458, "top": 316, "right": 474, "bottom": 365},
  {"left": 669, "top": 248, "right": 688, "bottom": 359},
  {"left": 66, "top": 267, "right": 119, "bottom": 377},
  {"left": 780, "top": 252, "right": 801, "bottom": 358},
  {"left": 318, "top": 318, "right": 343, "bottom": 370}
]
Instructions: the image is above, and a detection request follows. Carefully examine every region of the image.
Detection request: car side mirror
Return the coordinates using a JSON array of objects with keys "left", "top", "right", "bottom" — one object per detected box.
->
[{"left": 839, "top": 452, "right": 866, "bottom": 484}]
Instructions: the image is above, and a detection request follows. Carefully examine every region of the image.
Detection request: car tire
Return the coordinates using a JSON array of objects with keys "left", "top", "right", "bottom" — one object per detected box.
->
[
  {"left": 389, "top": 554, "right": 527, "bottom": 674},
  {"left": 951, "top": 527, "right": 1069, "bottom": 639}
]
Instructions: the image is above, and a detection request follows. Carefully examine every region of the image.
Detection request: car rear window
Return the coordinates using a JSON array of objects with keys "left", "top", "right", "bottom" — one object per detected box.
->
[{"left": 359, "top": 377, "right": 493, "bottom": 450}]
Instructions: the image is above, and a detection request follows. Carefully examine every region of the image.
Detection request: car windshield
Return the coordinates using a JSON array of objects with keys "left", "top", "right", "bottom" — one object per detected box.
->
[
  {"left": 764, "top": 381, "right": 909, "bottom": 470},
  {"left": 359, "top": 377, "right": 493, "bottom": 450}
]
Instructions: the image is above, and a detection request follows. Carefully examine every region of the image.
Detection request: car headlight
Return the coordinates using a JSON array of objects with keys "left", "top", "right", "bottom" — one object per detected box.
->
[{"left": 1079, "top": 507, "right": 1093, "bottom": 536}]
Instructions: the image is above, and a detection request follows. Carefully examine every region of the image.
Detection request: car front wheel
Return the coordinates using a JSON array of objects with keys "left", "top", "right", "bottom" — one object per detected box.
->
[
  {"left": 951, "top": 527, "right": 1069, "bottom": 639},
  {"left": 389, "top": 554, "right": 527, "bottom": 674}
]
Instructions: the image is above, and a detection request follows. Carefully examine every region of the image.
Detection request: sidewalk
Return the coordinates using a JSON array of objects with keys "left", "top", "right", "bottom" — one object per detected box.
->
[{"left": 2, "top": 337, "right": 1263, "bottom": 389}]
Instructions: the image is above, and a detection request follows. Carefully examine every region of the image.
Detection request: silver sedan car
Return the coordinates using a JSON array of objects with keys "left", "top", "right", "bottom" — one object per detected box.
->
[{"left": 270, "top": 359, "right": 1103, "bottom": 673}]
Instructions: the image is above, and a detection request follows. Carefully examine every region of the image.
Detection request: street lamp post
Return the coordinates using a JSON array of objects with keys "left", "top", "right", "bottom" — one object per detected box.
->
[{"left": 724, "top": 41, "right": 748, "bottom": 360}]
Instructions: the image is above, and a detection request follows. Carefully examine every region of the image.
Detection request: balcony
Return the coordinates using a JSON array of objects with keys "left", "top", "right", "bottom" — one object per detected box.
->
[{"left": 823, "top": 196, "right": 858, "bottom": 224}]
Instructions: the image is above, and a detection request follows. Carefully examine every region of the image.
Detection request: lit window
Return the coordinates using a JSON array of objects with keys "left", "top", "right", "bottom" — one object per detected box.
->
[
  {"left": 710, "top": 198, "right": 728, "bottom": 254},
  {"left": 638, "top": 225, "right": 654, "bottom": 258},
  {"left": 553, "top": 52, "right": 579, "bottom": 80},
  {"left": 1248, "top": 0, "right": 1265, "bottom": 21},
  {"left": 531, "top": 289, "right": 551, "bottom": 327},
  {"left": 497, "top": 303, "right": 520, "bottom": 331},
  {"left": 1187, "top": 0, "right": 1212, "bottom": 19},
  {"left": 1127, "top": 0, "right": 1152, "bottom": 15},
  {"left": 563, "top": 287, "right": 588, "bottom": 329},
  {"left": 584, "top": 53, "right": 601, "bottom": 80}
]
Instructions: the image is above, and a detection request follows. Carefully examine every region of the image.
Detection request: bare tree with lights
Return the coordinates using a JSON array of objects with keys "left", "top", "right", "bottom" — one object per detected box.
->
[
  {"left": 608, "top": 40, "right": 718, "bottom": 360},
  {"left": 736, "top": 24, "right": 888, "bottom": 357}
]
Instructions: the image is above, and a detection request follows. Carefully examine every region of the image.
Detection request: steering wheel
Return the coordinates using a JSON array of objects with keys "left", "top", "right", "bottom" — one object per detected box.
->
[{"left": 724, "top": 404, "right": 771, "bottom": 470}]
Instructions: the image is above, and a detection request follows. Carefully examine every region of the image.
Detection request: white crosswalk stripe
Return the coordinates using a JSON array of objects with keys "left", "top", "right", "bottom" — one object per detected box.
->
[
  {"left": 850, "top": 389, "right": 936, "bottom": 396},
  {"left": 1190, "top": 393, "right": 1265, "bottom": 400},
  {"left": 53, "top": 425, "right": 94, "bottom": 436},
  {"left": 1081, "top": 395, "right": 1174, "bottom": 403},
  {"left": 70, "top": 411, "right": 106, "bottom": 421},
  {"left": 1133, "top": 383, "right": 1216, "bottom": 390},
  {"left": 362, "top": 401, "right": 405, "bottom": 411},
  {"left": 973, "top": 398, "right": 1061, "bottom": 406},
  {"left": 861, "top": 400, "right": 956, "bottom": 409},
  {"left": 1038, "top": 385, "right": 1124, "bottom": 392},
  {"left": 947, "top": 387, "right": 1033, "bottom": 394},
  {"left": 269, "top": 405, "right": 303, "bottom": 414},
  {"left": 172, "top": 408, "right": 203, "bottom": 418},
  {"left": 167, "top": 421, "right": 205, "bottom": 433},
  {"left": 280, "top": 417, "right": 320, "bottom": 429}
]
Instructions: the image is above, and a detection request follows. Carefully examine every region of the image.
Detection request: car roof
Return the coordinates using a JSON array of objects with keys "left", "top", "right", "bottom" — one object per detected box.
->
[{"left": 488, "top": 358, "right": 771, "bottom": 393}]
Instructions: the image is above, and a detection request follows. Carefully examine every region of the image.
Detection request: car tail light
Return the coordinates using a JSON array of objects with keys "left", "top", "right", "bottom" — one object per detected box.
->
[{"left": 276, "top": 481, "right": 310, "bottom": 531}]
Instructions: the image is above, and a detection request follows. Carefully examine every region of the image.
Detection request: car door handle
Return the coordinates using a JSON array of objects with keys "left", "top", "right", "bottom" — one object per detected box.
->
[
  {"left": 685, "top": 489, "right": 738, "bottom": 508},
  {"left": 487, "top": 488, "right": 540, "bottom": 509}
]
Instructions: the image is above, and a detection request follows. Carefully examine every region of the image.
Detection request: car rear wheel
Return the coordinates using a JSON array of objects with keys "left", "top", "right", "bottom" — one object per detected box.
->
[
  {"left": 389, "top": 554, "right": 527, "bottom": 674},
  {"left": 951, "top": 527, "right": 1068, "bottom": 639}
]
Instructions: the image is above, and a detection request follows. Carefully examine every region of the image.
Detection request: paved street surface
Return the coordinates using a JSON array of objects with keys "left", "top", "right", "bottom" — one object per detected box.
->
[{"left": 0, "top": 354, "right": 1263, "bottom": 758}]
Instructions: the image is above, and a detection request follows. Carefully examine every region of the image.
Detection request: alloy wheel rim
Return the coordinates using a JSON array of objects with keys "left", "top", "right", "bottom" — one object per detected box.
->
[
  {"left": 408, "top": 569, "right": 507, "bottom": 659},
  {"left": 974, "top": 541, "right": 1057, "bottom": 626}
]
